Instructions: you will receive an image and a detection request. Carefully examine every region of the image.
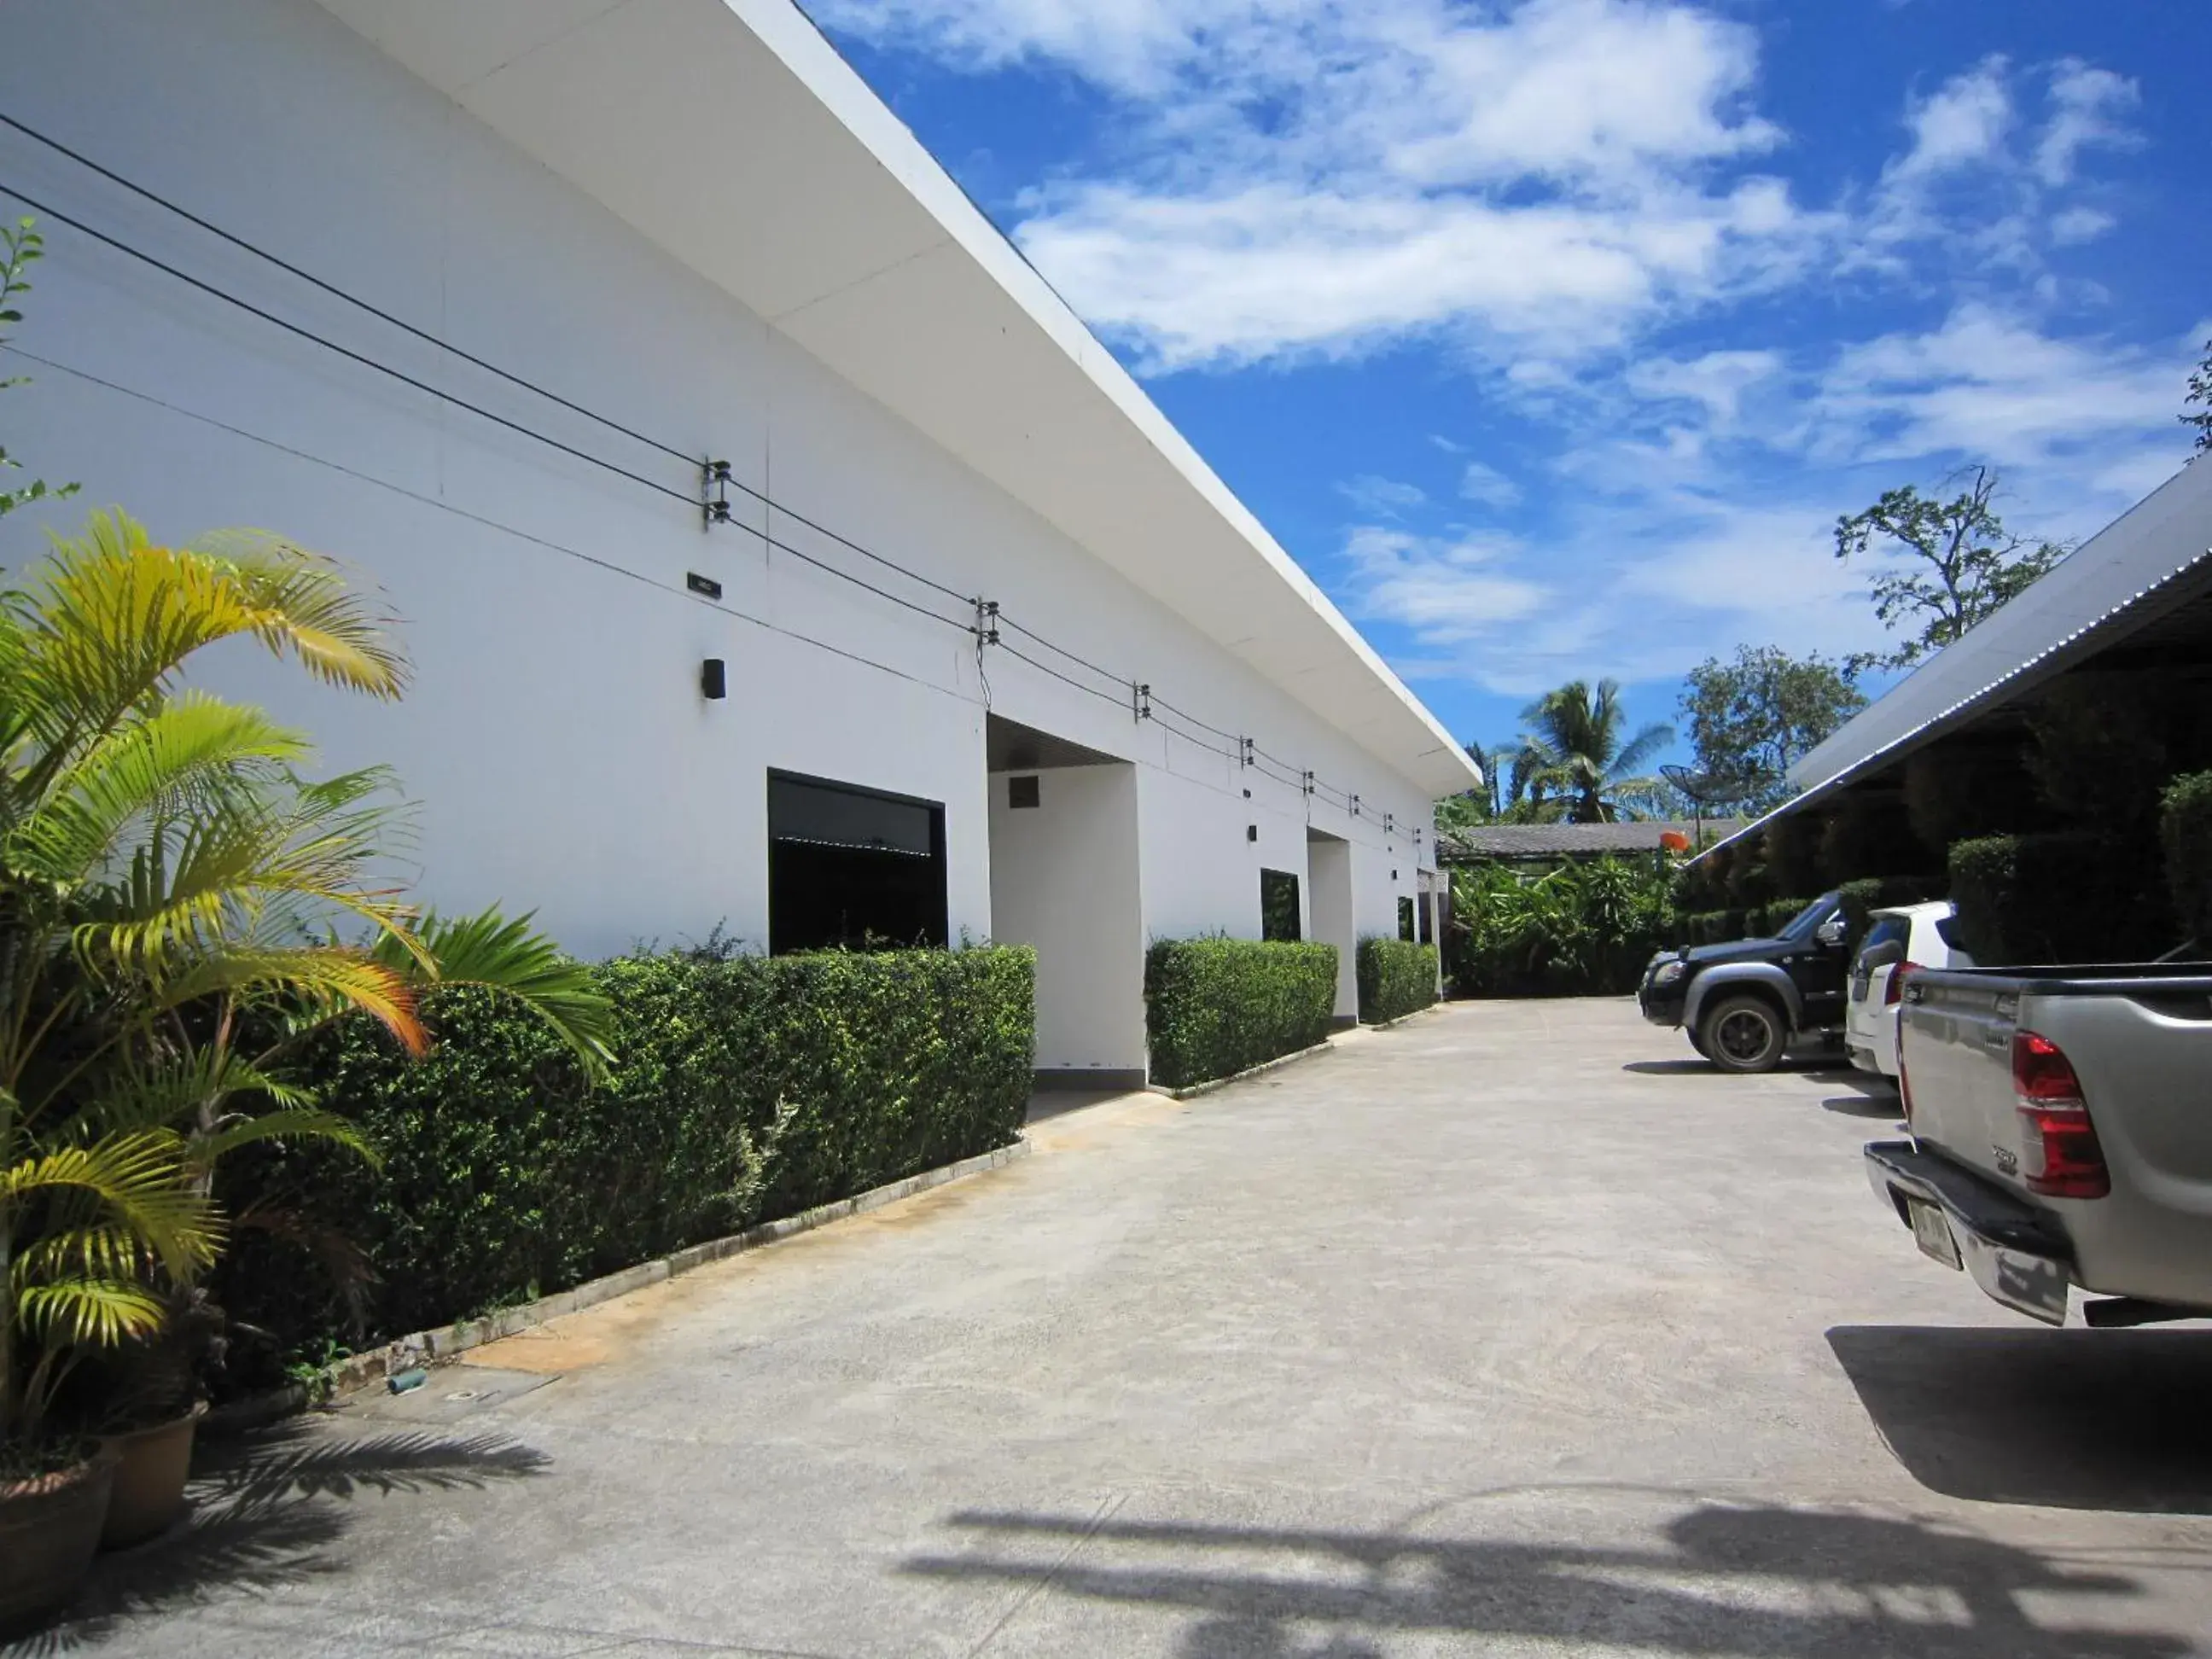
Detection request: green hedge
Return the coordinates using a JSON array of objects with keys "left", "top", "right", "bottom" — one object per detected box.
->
[
  {"left": 1836, "top": 875, "right": 1944, "bottom": 953},
  {"left": 1947, "top": 833, "right": 2168, "bottom": 965},
  {"left": 1357, "top": 936, "right": 1441, "bottom": 1023},
  {"left": 1144, "top": 937, "right": 1337, "bottom": 1088},
  {"left": 2161, "top": 771, "right": 2212, "bottom": 944},
  {"left": 214, "top": 943, "right": 1034, "bottom": 1370}
]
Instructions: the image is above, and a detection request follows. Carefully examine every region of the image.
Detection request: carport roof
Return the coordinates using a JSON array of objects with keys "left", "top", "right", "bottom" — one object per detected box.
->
[
  {"left": 1704, "top": 457, "right": 2212, "bottom": 856},
  {"left": 310, "top": 0, "right": 1481, "bottom": 799}
]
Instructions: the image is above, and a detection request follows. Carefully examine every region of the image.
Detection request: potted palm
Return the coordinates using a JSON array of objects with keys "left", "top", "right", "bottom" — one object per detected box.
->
[{"left": 1, "top": 514, "right": 612, "bottom": 1598}]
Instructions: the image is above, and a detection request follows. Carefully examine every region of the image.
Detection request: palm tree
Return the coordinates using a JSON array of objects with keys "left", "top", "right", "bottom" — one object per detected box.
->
[
  {"left": 1516, "top": 678, "right": 1675, "bottom": 824},
  {"left": 2, "top": 511, "right": 613, "bottom": 1451}
]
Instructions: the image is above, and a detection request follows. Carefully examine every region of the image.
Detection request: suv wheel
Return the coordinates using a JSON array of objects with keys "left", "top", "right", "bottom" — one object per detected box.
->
[{"left": 1701, "top": 995, "right": 1785, "bottom": 1074}]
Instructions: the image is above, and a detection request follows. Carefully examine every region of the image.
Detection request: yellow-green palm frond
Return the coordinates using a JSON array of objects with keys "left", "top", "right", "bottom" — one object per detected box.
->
[
  {"left": 387, "top": 907, "right": 616, "bottom": 1077},
  {"left": 70, "top": 765, "right": 419, "bottom": 981},
  {"left": 190, "top": 1106, "right": 376, "bottom": 1169},
  {"left": 9, "top": 1222, "right": 155, "bottom": 1291},
  {"left": 68, "top": 1041, "right": 319, "bottom": 1141},
  {"left": 151, "top": 945, "right": 426, "bottom": 1057},
  {"left": 10, "top": 511, "right": 406, "bottom": 782},
  {"left": 2, "top": 1132, "right": 224, "bottom": 1283},
  {"left": 189, "top": 527, "right": 409, "bottom": 698},
  {"left": 14, "top": 1278, "right": 170, "bottom": 1350},
  {"left": 8, "top": 691, "right": 312, "bottom": 887}
]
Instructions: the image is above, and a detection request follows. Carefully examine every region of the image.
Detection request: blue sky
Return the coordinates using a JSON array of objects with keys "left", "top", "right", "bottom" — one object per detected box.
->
[{"left": 809, "top": 0, "right": 2212, "bottom": 766}]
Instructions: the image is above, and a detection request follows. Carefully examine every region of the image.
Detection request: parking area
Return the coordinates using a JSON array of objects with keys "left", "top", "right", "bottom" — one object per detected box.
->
[{"left": 37, "top": 999, "right": 2212, "bottom": 1657}]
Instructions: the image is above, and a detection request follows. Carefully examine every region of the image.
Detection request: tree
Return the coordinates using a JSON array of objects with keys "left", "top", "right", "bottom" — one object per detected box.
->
[
  {"left": 1833, "top": 466, "right": 2067, "bottom": 672},
  {"left": 0, "top": 218, "right": 79, "bottom": 521},
  {"left": 1679, "top": 647, "right": 1867, "bottom": 816},
  {"left": 1, "top": 511, "right": 614, "bottom": 1453},
  {"left": 2186, "top": 336, "right": 2212, "bottom": 457},
  {"left": 1517, "top": 679, "right": 1674, "bottom": 824}
]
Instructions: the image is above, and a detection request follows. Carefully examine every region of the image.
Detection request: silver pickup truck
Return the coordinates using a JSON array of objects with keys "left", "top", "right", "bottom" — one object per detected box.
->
[{"left": 1864, "top": 963, "right": 2212, "bottom": 1327}]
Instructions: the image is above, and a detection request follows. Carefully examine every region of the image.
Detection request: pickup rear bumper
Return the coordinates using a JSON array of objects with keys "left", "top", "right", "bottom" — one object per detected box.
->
[{"left": 1864, "top": 1140, "right": 2076, "bottom": 1325}]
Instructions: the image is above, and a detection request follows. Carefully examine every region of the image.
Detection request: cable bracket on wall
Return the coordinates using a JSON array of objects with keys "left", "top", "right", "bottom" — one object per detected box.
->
[
  {"left": 971, "top": 597, "right": 1001, "bottom": 645},
  {"left": 702, "top": 458, "right": 733, "bottom": 528},
  {"left": 1239, "top": 736, "right": 1254, "bottom": 769},
  {"left": 1302, "top": 771, "right": 1315, "bottom": 797},
  {"left": 1134, "top": 683, "right": 1152, "bottom": 723}
]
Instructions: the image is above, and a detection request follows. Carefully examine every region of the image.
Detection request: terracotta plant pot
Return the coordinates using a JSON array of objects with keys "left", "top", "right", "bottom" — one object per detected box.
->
[
  {"left": 97, "top": 1403, "right": 205, "bottom": 1549},
  {"left": 0, "top": 1449, "right": 119, "bottom": 1634}
]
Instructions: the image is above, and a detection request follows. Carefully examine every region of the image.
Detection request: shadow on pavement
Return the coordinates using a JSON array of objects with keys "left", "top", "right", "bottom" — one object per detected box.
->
[
  {"left": 905, "top": 1499, "right": 2195, "bottom": 1656},
  {"left": 1821, "top": 1093, "right": 1904, "bottom": 1119},
  {"left": 1830, "top": 1326, "right": 2212, "bottom": 1513},
  {"left": 1621, "top": 1058, "right": 1714, "bottom": 1074},
  {"left": 6, "top": 1420, "right": 549, "bottom": 1655}
]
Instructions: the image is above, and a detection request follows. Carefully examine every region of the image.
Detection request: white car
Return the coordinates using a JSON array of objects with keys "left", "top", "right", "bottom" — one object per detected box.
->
[{"left": 1846, "top": 901, "right": 1972, "bottom": 1078}]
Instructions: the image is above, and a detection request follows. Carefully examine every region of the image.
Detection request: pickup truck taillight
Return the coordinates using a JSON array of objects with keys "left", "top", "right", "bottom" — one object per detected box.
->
[{"left": 2011, "top": 1029, "right": 2109, "bottom": 1198}]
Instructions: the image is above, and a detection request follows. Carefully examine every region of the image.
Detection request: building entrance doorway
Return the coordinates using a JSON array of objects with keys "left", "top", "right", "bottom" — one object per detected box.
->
[{"left": 986, "top": 714, "right": 1145, "bottom": 1089}]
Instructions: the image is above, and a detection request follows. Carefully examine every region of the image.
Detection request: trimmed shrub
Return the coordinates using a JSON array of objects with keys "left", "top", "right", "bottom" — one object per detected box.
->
[
  {"left": 1837, "top": 874, "right": 1946, "bottom": 953},
  {"left": 1761, "top": 816, "right": 1821, "bottom": 898},
  {"left": 1948, "top": 833, "right": 2169, "bottom": 965},
  {"left": 214, "top": 942, "right": 1034, "bottom": 1370},
  {"left": 1358, "top": 936, "right": 1440, "bottom": 1023},
  {"left": 1449, "top": 859, "right": 1674, "bottom": 997},
  {"left": 1761, "top": 897, "right": 1817, "bottom": 936},
  {"left": 2161, "top": 771, "right": 2212, "bottom": 943},
  {"left": 1144, "top": 936, "right": 1337, "bottom": 1088}
]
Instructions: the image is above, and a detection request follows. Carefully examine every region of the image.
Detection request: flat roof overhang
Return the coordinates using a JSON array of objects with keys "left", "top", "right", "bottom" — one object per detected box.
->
[
  {"left": 311, "top": 0, "right": 1481, "bottom": 799},
  {"left": 1698, "top": 457, "right": 2212, "bottom": 859}
]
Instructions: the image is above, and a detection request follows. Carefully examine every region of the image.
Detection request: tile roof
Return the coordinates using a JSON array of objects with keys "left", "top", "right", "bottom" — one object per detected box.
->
[{"left": 1438, "top": 819, "right": 1744, "bottom": 860}]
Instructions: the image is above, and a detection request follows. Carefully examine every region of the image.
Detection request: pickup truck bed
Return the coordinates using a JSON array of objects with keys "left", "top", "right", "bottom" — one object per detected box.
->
[{"left": 1868, "top": 963, "right": 2212, "bottom": 1325}]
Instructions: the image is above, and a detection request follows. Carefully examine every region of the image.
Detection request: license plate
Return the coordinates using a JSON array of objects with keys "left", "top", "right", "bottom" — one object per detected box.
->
[{"left": 1907, "top": 1197, "right": 1962, "bottom": 1270}]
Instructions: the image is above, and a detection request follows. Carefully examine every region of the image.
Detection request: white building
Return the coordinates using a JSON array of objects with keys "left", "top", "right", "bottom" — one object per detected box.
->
[{"left": 0, "top": 0, "right": 1479, "bottom": 1086}]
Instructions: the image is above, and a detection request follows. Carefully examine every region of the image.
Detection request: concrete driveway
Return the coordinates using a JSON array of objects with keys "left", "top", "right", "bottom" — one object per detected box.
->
[{"left": 32, "top": 999, "right": 2212, "bottom": 1656}]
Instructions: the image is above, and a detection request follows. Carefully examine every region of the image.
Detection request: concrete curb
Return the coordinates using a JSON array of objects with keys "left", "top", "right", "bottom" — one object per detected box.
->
[
  {"left": 1153, "top": 998, "right": 1445, "bottom": 1100},
  {"left": 206, "top": 1140, "right": 1031, "bottom": 1434},
  {"left": 1154, "top": 1038, "right": 1336, "bottom": 1100}
]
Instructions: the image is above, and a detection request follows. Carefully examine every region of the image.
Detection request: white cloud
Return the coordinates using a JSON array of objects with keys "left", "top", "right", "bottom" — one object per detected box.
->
[
  {"left": 830, "top": 0, "right": 1814, "bottom": 370},
  {"left": 2035, "top": 60, "right": 2139, "bottom": 186},
  {"left": 1624, "top": 348, "right": 1779, "bottom": 428},
  {"left": 1338, "top": 473, "right": 1429, "bottom": 515},
  {"left": 1806, "top": 306, "right": 2186, "bottom": 474},
  {"left": 2049, "top": 206, "right": 2116, "bottom": 246},
  {"left": 1888, "top": 58, "right": 2012, "bottom": 183},
  {"left": 1341, "top": 525, "right": 1548, "bottom": 643},
  {"left": 1458, "top": 462, "right": 1523, "bottom": 508}
]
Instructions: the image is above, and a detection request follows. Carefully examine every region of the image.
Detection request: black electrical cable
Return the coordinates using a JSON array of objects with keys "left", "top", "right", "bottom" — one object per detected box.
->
[
  {"left": 994, "top": 611, "right": 1130, "bottom": 690},
  {"left": 0, "top": 178, "right": 978, "bottom": 637},
  {"left": 0, "top": 115, "right": 975, "bottom": 609},
  {"left": 1150, "top": 693, "right": 1241, "bottom": 745},
  {"left": 996, "top": 639, "right": 1132, "bottom": 707},
  {"left": 0, "top": 146, "right": 1394, "bottom": 809},
  {"left": 0, "top": 179, "right": 701, "bottom": 511}
]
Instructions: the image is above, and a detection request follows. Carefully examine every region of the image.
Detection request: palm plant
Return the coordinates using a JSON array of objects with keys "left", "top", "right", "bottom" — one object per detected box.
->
[
  {"left": 2, "top": 511, "right": 612, "bottom": 1452},
  {"left": 1516, "top": 679, "right": 1675, "bottom": 824}
]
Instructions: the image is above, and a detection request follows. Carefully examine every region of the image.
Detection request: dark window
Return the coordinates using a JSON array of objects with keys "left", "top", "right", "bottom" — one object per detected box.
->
[
  {"left": 1398, "top": 896, "right": 1416, "bottom": 941},
  {"left": 1260, "top": 869, "right": 1301, "bottom": 942},
  {"left": 1008, "top": 774, "right": 1040, "bottom": 809},
  {"left": 767, "top": 771, "right": 946, "bottom": 954},
  {"left": 1417, "top": 889, "right": 1433, "bottom": 945},
  {"left": 1857, "top": 916, "right": 1911, "bottom": 963}
]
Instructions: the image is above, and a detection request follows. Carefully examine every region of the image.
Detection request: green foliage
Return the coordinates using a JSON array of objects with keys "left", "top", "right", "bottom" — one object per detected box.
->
[
  {"left": 1678, "top": 647, "right": 1866, "bottom": 816},
  {"left": 1834, "top": 876, "right": 1939, "bottom": 952},
  {"left": 1143, "top": 938, "right": 1336, "bottom": 1089},
  {"left": 1449, "top": 859, "right": 1674, "bottom": 997},
  {"left": 0, "top": 218, "right": 80, "bottom": 520},
  {"left": 1357, "top": 936, "right": 1439, "bottom": 1023},
  {"left": 2160, "top": 772, "right": 2212, "bottom": 944},
  {"left": 2186, "top": 335, "right": 2212, "bottom": 457},
  {"left": 1947, "top": 834, "right": 2169, "bottom": 966},
  {"left": 216, "top": 943, "right": 1034, "bottom": 1367},
  {"left": 1514, "top": 679, "right": 1674, "bottom": 824},
  {"left": 1902, "top": 743, "right": 2034, "bottom": 854},
  {"left": 1835, "top": 466, "right": 2068, "bottom": 673}
]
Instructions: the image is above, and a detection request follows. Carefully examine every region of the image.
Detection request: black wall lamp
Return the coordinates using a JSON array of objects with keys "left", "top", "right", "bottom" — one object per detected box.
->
[{"left": 700, "top": 658, "right": 727, "bottom": 700}]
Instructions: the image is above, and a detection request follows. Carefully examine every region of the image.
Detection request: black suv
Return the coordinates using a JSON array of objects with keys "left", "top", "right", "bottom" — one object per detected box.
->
[{"left": 1637, "top": 892, "right": 1852, "bottom": 1073}]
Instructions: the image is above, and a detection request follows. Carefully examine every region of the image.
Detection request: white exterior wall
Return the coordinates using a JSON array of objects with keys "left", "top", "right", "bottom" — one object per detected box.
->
[
  {"left": 987, "top": 765, "right": 1144, "bottom": 1076},
  {"left": 0, "top": 0, "right": 1440, "bottom": 980}
]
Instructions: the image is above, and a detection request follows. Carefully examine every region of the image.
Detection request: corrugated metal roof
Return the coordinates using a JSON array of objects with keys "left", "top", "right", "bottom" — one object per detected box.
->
[{"left": 1699, "top": 457, "right": 2212, "bottom": 859}]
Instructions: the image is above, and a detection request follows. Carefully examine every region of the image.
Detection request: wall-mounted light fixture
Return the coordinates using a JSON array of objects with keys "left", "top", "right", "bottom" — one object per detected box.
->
[{"left": 700, "top": 658, "right": 727, "bottom": 700}]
